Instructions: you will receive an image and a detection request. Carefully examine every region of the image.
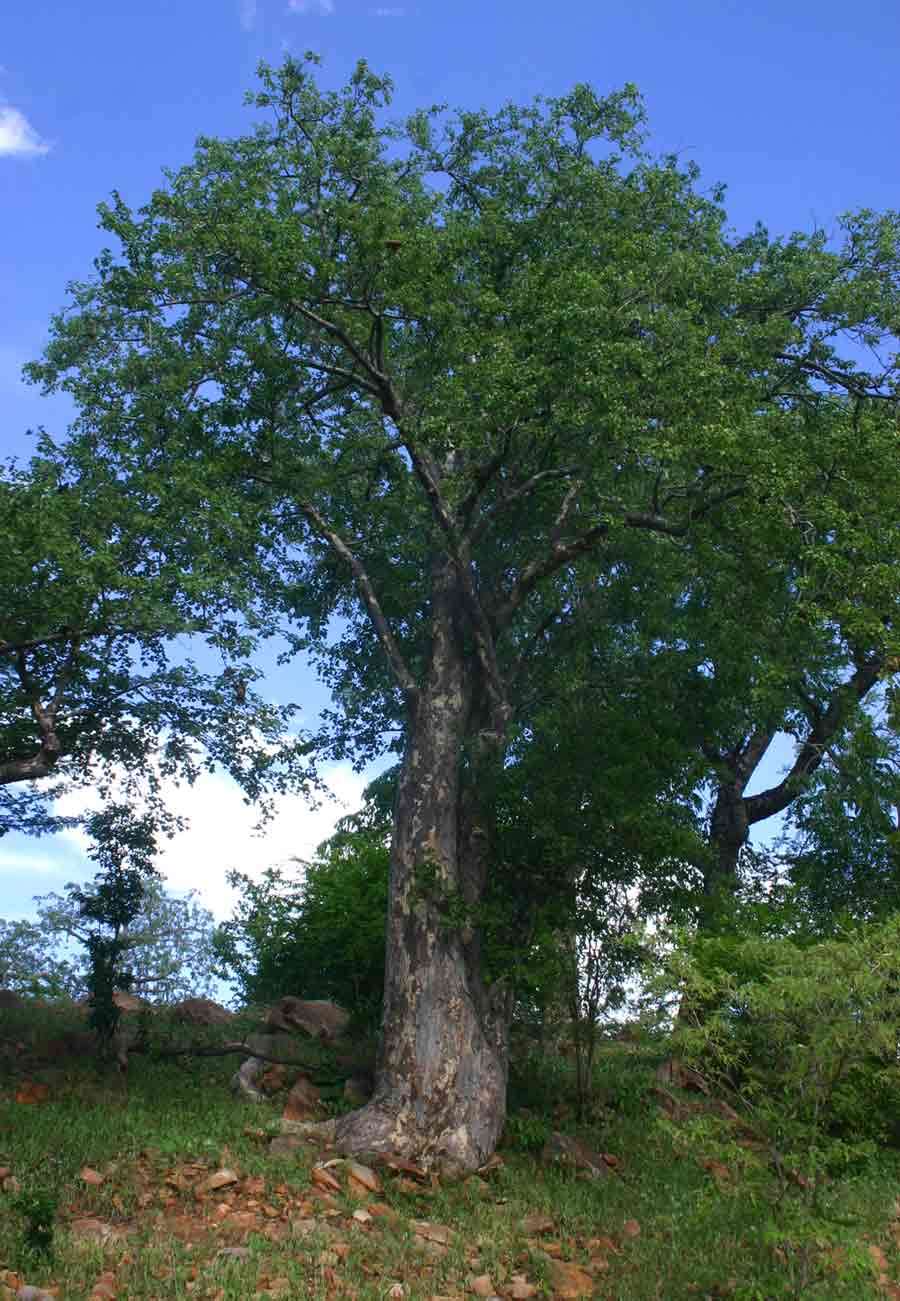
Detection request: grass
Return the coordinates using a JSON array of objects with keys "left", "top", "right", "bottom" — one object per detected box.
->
[{"left": 2, "top": 1001, "right": 900, "bottom": 1299}]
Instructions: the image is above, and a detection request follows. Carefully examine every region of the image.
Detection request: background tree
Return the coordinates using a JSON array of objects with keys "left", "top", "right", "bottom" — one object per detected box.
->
[
  {"left": 1, "top": 446, "right": 315, "bottom": 838},
  {"left": 34, "top": 872, "right": 220, "bottom": 1004},
  {"left": 0, "top": 919, "right": 80, "bottom": 998},
  {"left": 27, "top": 56, "right": 900, "bottom": 1169},
  {"left": 781, "top": 700, "right": 900, "bottom": 926}
]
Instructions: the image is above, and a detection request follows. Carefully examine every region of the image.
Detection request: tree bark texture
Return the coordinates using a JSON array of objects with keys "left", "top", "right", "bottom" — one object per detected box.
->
[{"left": 336, "top": 564, "right": 510, "bottom": 1175}]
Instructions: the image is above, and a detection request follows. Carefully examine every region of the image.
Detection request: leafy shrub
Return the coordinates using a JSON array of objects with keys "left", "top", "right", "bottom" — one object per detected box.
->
[
  {"left": 216, "top": 819, "right": 389, "bottom": 1029},
  {"left": 665, "top": 914, "right": 900, "bottom": 1196}
]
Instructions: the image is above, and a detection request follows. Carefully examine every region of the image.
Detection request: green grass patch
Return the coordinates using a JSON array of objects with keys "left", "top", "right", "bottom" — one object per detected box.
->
[{"left": 2, "top": 1002, "right": 900, "bottom": 1299}]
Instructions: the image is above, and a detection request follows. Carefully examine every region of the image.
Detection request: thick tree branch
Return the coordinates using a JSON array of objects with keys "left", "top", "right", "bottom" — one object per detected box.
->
[
  {"left": 394, "top": 423, "right": 511, "bottom": 733},
  {"left": 494, "top": 524, "right": 609, "bottom": 632},
  {"left": 744, "top": 657, "right": 883, "bottom": 825}
]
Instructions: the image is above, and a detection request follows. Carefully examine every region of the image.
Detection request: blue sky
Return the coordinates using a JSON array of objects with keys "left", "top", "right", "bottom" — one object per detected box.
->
[{"left": 2, "top": 0, "right": 898, "bottom": 922}]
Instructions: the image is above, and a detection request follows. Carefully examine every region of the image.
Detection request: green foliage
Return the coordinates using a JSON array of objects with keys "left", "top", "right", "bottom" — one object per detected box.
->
[
  {"left": 216, "top": 806, "right": 389, "bottom": 1027},
  {"left": 0, "top": 918, "right": 80, "bottom": 997},
  {"left": 665, "top": 915, "right": 900, "bottom": 1197},
  {"left": 784, "top": 702, "right": 900, "bottom": 926},
  {"left": 32, "top": 873, "right": 220, "bottom": 1004},
  {"left": 67, "top": 804, "right": 159, "bottom": 1043},
  {"left": 0, "top": 450, "right": 315, "bottom": 839},
  {"left": 11, "top": 1188, "right": 57, "bottom": 1259}
]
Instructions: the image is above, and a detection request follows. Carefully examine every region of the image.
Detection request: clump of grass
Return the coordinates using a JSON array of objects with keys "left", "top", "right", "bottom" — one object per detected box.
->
[{"left": 11, "top": 1187, "right": 58, "bottom": 1261}]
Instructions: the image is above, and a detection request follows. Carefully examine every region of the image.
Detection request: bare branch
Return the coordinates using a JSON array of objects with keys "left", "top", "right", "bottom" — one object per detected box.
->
[
  {"left": 468, "top": 464, "right": 579, "bottom": 544},
  {"left": 298, "top": 500, "right": 418, "bottom": 703}
]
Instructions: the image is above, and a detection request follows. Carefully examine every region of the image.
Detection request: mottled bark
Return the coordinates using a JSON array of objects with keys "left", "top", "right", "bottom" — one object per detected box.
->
[{"left": 336, "top": 565, "right": 510, "bottom": 1175}]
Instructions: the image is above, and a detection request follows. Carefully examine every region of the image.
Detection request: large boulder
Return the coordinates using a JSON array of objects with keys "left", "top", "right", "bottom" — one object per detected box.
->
[
  {"left": 265, "top": 997, "right": 349, "bottom": 1042},
  {"left": 171, "top": 997, "right": 234, "bottom": 1026}
]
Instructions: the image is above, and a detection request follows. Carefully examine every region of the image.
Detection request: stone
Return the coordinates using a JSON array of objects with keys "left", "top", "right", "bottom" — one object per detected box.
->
[
  {"left": 232, "top": 1031, "right": 319, "bottom": 1102},
  {"left": 265, "top": 997, "right": 349, "bottom": 1041},
  {"left": 520, "top": 1213, "right": 554, "bottom": 1235},
  {"left": 111, "top": 990, "right": 145, "bottom": 1013},
  {"left": 347, "top": 1160, "right": 381, "bottom": 1195},
  {"left": 197, "top": 1169, "right": 240, "bottom": 1194},
  {"left": 283, "top": 1075, "right": 321, "bottom": 1122},
  {"left": 655, "top": 1057, "right": 709, "bottom": 1093},
  {"left": 547, "top": 1261, "right": 594, "bottom": 1298},
  {"left": 170, "top": 997, "right": 233, "bottom": 1026}
]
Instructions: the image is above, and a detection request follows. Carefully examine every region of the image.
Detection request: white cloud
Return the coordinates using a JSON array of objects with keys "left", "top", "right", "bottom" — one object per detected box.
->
[
  {"left": 371, "top": 6, "right": 405, "bottom": 14},
  {"left": 0, "top": 106, "right": 49, "bottom": 158},
  {"left": 287, "top": 0, "right": 335, "bottom": 14},
  {"left": 51, "top": 761, "right": 370, "bottom": 919}
]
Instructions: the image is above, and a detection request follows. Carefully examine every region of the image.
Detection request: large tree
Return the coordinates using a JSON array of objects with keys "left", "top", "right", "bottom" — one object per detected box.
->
[{"left": 27, "top": 57, "right": 900, "bottom": 1170}]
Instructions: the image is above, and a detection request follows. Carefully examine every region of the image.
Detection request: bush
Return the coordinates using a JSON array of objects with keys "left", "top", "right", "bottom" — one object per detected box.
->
[
  {"left": 665, "top": 914, "right": 900, "bottom": 1196},
  {"left": 216, "top": 820, "right": 389, "bottom": 1029}
]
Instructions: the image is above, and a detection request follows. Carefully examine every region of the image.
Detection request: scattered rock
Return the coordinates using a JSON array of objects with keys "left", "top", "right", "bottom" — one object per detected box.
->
[
  {"left": 311, "top": 1164, "right": 343, "bottom": 1195},
  {"left": 14, "top": 1082, "right": 50, "bottom": 1106},
  {"left": 520, "top": 1212, "right": 554, "bottom": 1235},
  {"left": 547, "top": 1260, "right": 594, "bottom": 1298},
  {"left": 232, "top": 1030, "right": 322, "bottom": 1101},
  {"left": 88, "top": 1271, "right": 117, "bottom": 1300},
  {"left": 111, "top": 990, "right": 145, "bottom": 1013},
  {"left": 68, "top": 1217, "right": 131, "bottom": 1244},
  {"left": 656, "top": 1057, "right": 710, "bottom": 1093},
  {"left": 197, "top": 1168, "right": 240, "bottom": 1195},
  {"left": 469, "top": 1275, "right": 496, "bottom": 1297},
  {"left": 412, "top": 1221, "right": 454, "bottom": 1246},
  {"left": 259, "top": 1065, "right": 289, "bottom": 1094},
  {"left": 540, "top": 1132, "right": 609, "bottom": 1179},
  {"left": 346, "top": 1161, "right": 381, "bottom": 1196},
  {"left": 283, "top": 1074, "right": 322, "bottom": 1122}
]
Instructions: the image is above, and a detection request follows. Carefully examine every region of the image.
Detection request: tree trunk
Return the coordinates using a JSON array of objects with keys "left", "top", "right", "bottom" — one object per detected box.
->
[
  {"left": 700, "top": 782, "right": 749, "bottom": 929},
  {"left": 336, "top": 569, "right": 510, "bottom": 1175}
]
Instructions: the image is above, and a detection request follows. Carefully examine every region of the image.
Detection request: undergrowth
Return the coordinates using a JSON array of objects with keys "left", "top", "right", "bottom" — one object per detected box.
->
[{"left": 2, "top": 1001, "right": 900, "bottom": 1299}]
